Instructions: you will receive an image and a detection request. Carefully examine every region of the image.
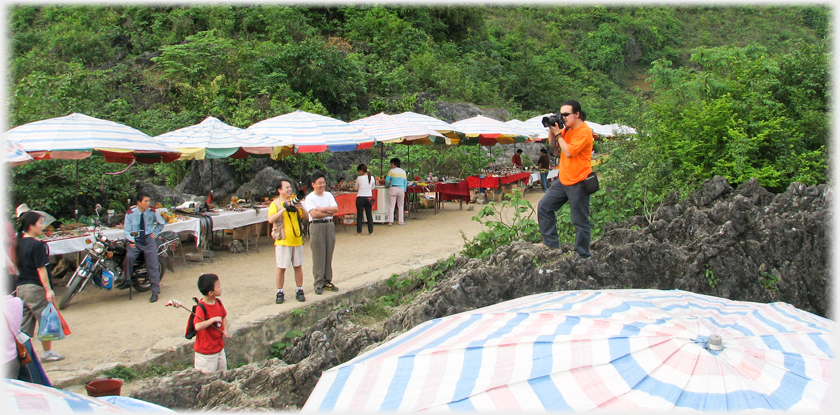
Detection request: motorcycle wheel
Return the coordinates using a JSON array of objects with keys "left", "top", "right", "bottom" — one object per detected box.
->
[
  {"left": 132, "top": 276, "right": 152, "bottom": 292},
  {"left": 59, "top": 273, "right": 85, "bottom": 310}
]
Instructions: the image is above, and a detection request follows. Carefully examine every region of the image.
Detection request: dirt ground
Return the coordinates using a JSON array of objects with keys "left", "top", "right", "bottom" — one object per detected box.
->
[{"left": 43, "top": 190, "right": 544, "bottom": 393}]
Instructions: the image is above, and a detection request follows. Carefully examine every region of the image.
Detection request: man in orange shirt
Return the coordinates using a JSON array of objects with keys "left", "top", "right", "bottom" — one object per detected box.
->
[{"left": 537, "top": 100, "right": 593, "bottom": 258}]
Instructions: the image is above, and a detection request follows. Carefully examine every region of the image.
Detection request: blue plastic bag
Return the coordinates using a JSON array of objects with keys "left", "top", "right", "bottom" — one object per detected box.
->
[{"left": 38, "top": 303, "right": 65, "bottom": 341}]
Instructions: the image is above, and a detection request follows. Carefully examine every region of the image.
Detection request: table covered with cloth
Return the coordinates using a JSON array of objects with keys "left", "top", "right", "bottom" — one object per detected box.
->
[
  {"left": 45, "top": 218, "right": 202, "bottom": 256},
  {"left": 333, "top": 191, "right": 379, "bottom": 217},
  {"left": 465, "top": 172, "right": 531, "bottom": 189}
]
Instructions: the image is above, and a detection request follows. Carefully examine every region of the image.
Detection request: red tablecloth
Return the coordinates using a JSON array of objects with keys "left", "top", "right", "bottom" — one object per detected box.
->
[
  {"left": 465, "top": 172, "right": 531, "bottom": 189},
  {"left": 333, "top": 192, "right": 378, "bottom": 217},
  {"left": 436, "top": 181, "right": 471, "bottom": 203}
]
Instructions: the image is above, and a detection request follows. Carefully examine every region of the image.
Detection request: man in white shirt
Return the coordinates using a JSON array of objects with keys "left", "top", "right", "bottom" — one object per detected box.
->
[{"left": 301, "top": 171, "right": 340, "bottom": 295}]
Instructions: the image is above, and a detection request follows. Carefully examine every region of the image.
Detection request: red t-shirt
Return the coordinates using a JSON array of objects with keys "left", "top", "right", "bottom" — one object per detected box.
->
[
  {"left": 511, "top": 153, "right": 522, "bottom": 167},
  {"left": 194, "top": 298, "right": 226, "bottom": 355}
]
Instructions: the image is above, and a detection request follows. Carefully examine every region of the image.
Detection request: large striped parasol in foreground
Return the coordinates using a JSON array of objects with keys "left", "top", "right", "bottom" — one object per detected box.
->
[{"left": 303, "top": 289, "right": 833, "bottom": 412}]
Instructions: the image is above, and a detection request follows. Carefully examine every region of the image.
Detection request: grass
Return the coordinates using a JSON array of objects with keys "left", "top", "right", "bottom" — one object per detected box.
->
[{"left": 99, "top": 362, "right": 190, "bottom": 382}]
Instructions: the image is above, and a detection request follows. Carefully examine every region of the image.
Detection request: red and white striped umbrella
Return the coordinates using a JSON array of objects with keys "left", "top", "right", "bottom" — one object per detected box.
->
[
  {"left": 4, "top": 113, "right": 180, "bottom": 164},
  {"left": 304, "top": 289, "right": 833, "bottom": 412},
  {"left": 350, "top": 112, "right": 447, "bottom": 145}
]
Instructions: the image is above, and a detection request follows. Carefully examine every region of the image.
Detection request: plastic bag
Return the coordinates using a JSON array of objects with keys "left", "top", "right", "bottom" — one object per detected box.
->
[
  {"left": 38, "top": 303, "right": 66, "bottom": 341},
  {"left": 58, "top": 308, "right": 71, "bottom": 336}
]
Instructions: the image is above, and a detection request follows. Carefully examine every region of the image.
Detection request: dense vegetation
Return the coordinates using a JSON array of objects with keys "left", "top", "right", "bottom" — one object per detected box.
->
[{"left": 6, "top": 5, "right": 830, "bottom": 231}]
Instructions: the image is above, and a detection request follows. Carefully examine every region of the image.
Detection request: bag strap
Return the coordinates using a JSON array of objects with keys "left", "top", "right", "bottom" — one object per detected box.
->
[{"left": 3, "top": 313, "right": 24, "bottom": 346}]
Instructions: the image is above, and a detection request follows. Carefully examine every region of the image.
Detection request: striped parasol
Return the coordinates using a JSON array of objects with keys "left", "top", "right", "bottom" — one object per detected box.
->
[
  {"left": 3, "top": 378, "right": 128, "bottom": 413},
  {"left": 246, "top": 110, "right": 375, "bottom": 153},
  {"left": 350, "top": 112, "right": 448, "bottom": 145},
  {"left": 4, "top": 113, "right": 180, "bottom": 164},
  {"left": 303, "top": 289, "right": 834, "bottom": 412},
  {"left": 390, "top": 111, "right": 465, "bottom": 145},
  {"left": 450, "top": 115, "right": 531, "bottom": 146},
  {"left": 154, "top": 116, "right": 291, "bottom": 160},
  {"left": 5, "top": 139, "right": 33, "bottom": 166},
  {"left": 505, "top": 119, "right": 549, "bottom": 140}
]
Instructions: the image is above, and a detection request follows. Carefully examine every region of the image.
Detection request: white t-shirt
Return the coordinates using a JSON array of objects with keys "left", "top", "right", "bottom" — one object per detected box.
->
[
  {"left": 355, "top": 174, "right": 376, "bottom": 197},
  {"left": 302, "top": 192, "right": 338, "bottom": 221}
]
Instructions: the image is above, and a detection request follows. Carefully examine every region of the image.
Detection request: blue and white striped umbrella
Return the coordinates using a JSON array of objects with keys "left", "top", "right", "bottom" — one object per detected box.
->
[
  {"left": 350, "top": 113, "right": 448, "bottom": 145},
  {"left": 246, "top": 110, "right": 375, "bottom": 153},
  {"left": 450, "top": 115, "right": 531, "bottom": 146},
  {"left": 5, "top": 139, "right": 33, "bottom": 166},
  {"left": 391, "top": 111, "right": 465, "bottom": 144},
  {"left": 4, "top": 113, "right": 180, "bottom": 163},
  {"left": 3, "top": 378, "right": 127, "bottom": 413},
  {"left": 303, "top": 289, "right": 833, "bottom": 412},
  {"left": 154, "top": 116, "right": 291, "bottom": 160}
]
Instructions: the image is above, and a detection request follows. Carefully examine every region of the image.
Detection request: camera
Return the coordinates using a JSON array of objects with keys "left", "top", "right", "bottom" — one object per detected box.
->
[
  {"left": 290, "top": 188, "right": 306, "bottom": 205},
  {"left": 541, "top": 113, "right": 565, "bottom": 129}
]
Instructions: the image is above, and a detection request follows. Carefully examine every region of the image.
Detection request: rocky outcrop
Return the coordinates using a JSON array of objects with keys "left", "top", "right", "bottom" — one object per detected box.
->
[
  {"left": 130, "top": 176, "right": 831, "bottom": 411},
  {"left": 174, "top": 159, "right": 238, "bottom": 200}
]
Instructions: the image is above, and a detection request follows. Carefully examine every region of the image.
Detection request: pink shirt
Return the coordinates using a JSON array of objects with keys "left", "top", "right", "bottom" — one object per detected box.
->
[{"left": 2, "top": 294, "right": 24, "bottom": 364}]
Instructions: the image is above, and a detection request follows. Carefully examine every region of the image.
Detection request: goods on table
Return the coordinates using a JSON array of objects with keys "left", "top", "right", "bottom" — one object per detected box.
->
[{"left": 159, "top": 211, "right": 190, "bottom": 223}]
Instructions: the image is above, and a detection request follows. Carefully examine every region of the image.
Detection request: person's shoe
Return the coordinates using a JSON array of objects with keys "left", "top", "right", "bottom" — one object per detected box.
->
[
  {"left": 295, "top": 289, "right": 305, "bottom": 302},
  {"left": 315, "top": 286, "right": 324, "bottom": 295},
  {"left": 398, "top": 222, "right": 406, "bottom": 225},
  {"left": 149, "top": 292, "right": 159, "bottom": 303},
  {"left": 323, "top": 282, "right": 339, "bottom": 292},
  {"left": 42, "top": 350, "right": 65, "bottom": 362},
  {"left": 276, "top": 291, "right": 285, "bottom": 304}
]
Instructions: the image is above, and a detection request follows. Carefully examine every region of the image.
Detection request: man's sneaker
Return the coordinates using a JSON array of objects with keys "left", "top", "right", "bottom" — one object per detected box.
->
[
  {"left": 275, "top": 291, "right": 285, "bottom": 304},
  {"left": 296, "top": 289, "right": 305, "bottom": 302},
  {"left": 323, "top": 282, "right": 339, "bottom": 292},
  {"left": 315, "top": 286, "right": 324, "bottom": 295},
  {"left": 42, "top": 350, "right": 65, "bottom": 362}
]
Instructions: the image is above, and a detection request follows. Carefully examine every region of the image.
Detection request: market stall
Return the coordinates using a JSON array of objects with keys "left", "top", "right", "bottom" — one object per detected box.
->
[
  {"left": 435, "top": 181, "right": 471, "bottom": 211},
  {"left": 43, "top": 215, "right": 201, "bottom": 257}
]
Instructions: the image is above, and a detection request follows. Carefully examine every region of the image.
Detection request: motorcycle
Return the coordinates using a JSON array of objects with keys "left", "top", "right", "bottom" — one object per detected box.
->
[{"left": 59, "top": 204, "right": 181, "bottom": 310}]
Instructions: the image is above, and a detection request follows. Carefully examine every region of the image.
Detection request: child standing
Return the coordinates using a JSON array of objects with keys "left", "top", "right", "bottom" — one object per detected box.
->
[{"left": 193, "top": 273, "right": 230, "bottom": 374}]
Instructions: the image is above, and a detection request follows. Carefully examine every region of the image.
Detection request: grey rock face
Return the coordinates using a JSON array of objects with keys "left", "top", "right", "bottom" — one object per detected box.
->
[
  {"left": 174, "top": 159, "right": 238, "bottom": 200},
  {"left": 135, "top": 181, "right": 198, "bottom": 207},
  {"left": 130, "top": 177, "right": 830, "bottom": 411}
]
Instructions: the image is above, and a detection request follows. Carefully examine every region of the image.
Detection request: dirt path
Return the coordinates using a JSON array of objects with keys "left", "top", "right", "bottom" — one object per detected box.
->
[{"left": 45, "top": 190, "right": 544, "bottom": 393}]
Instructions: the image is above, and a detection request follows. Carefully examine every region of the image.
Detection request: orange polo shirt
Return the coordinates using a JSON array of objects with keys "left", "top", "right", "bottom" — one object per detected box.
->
[{"left": 557, "top": 122, "right": 593, "bottom": 185}]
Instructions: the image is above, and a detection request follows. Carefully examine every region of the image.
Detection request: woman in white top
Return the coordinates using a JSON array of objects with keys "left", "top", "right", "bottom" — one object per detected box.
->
[{"left": 354, "top": 164, "right": 376, "bottom": 235}]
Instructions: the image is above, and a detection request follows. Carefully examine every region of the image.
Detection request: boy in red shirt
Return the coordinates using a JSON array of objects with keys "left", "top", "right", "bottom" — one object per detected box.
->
[{"left": 193, "top": 273, "right": 230, "bottom": 373}]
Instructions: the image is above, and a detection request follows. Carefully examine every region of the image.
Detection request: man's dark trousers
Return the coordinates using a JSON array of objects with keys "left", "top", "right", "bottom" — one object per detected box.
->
[
  {"left": 124, "top": 238, "right": 161, "bottom": 294},
  {"left": 537, "top": 179, "right": 591, "bottom": 257}
]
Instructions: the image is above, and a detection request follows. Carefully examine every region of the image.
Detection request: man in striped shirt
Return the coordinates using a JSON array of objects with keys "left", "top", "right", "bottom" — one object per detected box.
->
[{"left": 385, "top": 157, "right": 408, "bottom": 226}]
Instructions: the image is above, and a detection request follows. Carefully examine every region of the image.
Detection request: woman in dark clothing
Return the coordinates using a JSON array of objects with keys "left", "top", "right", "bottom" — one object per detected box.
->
[
  {"left": 354, "top": 164, "right": 376, "bottom": 235},
  {"left": 14, "top": 211, "right": 64, "bottom": 362}
]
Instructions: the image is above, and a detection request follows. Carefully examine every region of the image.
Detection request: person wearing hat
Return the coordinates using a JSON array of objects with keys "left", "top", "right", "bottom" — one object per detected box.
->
[{"left": 15, "top": 204, "right": 56, "bottom": 228}]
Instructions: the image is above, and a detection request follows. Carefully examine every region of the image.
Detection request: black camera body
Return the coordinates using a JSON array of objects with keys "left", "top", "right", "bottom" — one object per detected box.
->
[{"left": 541, "top": 114, "right": 565, "bottom": 129}]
